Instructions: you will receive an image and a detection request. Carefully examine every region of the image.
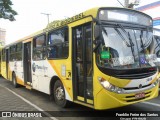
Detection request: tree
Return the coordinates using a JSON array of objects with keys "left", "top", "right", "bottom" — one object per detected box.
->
[{"left": 0, "top": 0, "right": 17, "bottom": 21}]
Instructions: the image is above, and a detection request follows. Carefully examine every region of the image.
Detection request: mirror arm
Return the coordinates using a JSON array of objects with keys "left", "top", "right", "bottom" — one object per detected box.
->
[
  {"left": 93, "top": 18, "right": 101, "bottom": 25},
  {"left": 93, "top": 40, "right": 102, "bottom": 52}
]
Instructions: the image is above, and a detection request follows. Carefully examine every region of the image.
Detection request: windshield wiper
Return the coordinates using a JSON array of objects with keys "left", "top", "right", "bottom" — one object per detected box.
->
[
  {"left": 142, "top": 27, "right": 153, "bottom": 48},
  {"left": 114, "top": 28, "right": 130, "bottom": 47},
  {"left": 140, "top": 30, "right": 146, "bottom": 52},
  {"left": 117, "top": 24, "right": 134, "bottom": 46},
  {"left": 139, "top": 30, "right": 148, "bottom": 65},
  {"left": 117, "top": 24, "right": 135, "bottom": 60},
  {"left": 102, "top": 26, "right": 108, "bottom": 36},
  {"left": 155, "top": 37, "right": 160, "bottom": 50}
]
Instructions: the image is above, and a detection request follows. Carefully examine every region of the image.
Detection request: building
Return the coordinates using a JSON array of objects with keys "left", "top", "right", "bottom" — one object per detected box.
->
[
  {"left": 136, "top": 0, "right": 160, "bottom": 29},
  {"left": 0, "top": 28, "right": 6, "bottom": 46}
]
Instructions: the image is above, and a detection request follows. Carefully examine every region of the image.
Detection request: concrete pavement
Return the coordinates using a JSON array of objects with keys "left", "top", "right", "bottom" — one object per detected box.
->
[{"left": 0, "top": 79, "right": 54, "bottom": 120}]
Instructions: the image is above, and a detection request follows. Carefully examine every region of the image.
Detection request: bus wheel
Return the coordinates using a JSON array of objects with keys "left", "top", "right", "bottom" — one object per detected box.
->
[
  {"left": 53, "top": 80, "right": 70, "bottom": 108},
  {"left": 12, "top": 73, "right": 19, "bottom": 88}
]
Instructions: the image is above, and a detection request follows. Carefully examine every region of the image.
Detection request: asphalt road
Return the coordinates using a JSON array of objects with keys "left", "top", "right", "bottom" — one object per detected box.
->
[{"left": 0, "top": 77, "right": 160, "bottom": 120}]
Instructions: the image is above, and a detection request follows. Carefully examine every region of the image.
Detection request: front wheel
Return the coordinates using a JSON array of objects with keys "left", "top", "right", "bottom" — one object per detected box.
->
[{"left": 53, "top": 80, "right": 71, "bottom": 108}]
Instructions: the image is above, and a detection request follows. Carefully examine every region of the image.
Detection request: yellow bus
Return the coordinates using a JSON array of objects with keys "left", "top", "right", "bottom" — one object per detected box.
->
[
  {"left": 153, "top": 28, "right": 160, "bottom": 86},
  {"left": 1, "top": 7, "right": 159, "bottom": 110},
  {"left": 0, "top": 47, "right": 2, "bottom": 75},
  {"left": 153, "top": 28, "right": 160, "bottom": 62}
]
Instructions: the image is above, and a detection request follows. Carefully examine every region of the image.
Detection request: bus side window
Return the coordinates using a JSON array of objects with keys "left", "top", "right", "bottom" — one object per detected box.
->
[
  {"left": 48, "top": 27, "right": 69, "bottom": 59},
  {"left": 9, "top": 45, "right": 16, "bottom": 61},
  {"left": 33, "top": 35, "right": 46, "bottom": 60},
  {"left": 16, "top": 43, "right": 22, "bottom": 61},
  {"left": 48, "top": 45, "right": 58, "bottom": 58}
]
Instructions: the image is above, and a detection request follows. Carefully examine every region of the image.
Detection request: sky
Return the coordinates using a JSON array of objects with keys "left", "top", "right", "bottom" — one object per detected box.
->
[{"left": 0, "top": 0, "right": 158, "bottom": 44}]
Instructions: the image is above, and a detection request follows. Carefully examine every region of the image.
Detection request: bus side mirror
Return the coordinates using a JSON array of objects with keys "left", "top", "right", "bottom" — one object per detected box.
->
[
  {"left": 94, "top": 25, "right": 101, "bottom": 40},
  {"left": 93, "top": 25, "right": 101, "bottom": 52}
]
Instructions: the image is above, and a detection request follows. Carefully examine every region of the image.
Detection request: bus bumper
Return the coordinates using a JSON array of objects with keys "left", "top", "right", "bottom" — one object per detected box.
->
[{"left": 94, "top": 84, "right": 159, "bottom": 110}]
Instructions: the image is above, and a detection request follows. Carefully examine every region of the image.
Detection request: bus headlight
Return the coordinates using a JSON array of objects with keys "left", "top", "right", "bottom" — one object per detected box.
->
[
  {"left": 152, "top": 80, "right": 159, "bottom": 87},
  {"left": 156, "top": 76, "right": 160, "bottom": 83},
  {"left": 98, "top": 77, "right": 124, "bottom": 94}
]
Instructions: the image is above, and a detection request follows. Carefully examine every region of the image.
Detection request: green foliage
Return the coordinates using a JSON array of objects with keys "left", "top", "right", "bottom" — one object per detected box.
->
[{"left": 0, "top": 0, "right": 17, "bottom": 21}]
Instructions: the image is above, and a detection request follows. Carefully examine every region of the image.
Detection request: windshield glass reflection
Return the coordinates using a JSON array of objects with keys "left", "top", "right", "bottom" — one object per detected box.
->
[{"left": 96, "top": 27, "right": 157, "bottom": 69}]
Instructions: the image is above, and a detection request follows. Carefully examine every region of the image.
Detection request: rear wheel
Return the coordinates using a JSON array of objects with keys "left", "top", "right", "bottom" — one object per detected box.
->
[
  {"left": 12, "top": 73, "right": 19, "bottom": 88},
  {"left": 53, "top": 80, "right": 71, "bottom": 108}
]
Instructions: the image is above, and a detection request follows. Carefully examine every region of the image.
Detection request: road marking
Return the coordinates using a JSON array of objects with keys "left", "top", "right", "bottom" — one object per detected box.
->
[
  {"left": 142, "top": 101, "right": 160, "bottom": 107},
  {"left": 0, "top": 85, "right": 58, "bottom": 120}
]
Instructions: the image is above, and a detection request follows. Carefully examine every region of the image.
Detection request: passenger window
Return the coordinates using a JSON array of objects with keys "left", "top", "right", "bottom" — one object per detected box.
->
[
  {"left": 10, "top": 45, "right": 16, "bottom": 61},
  {"left": 2, "top": 49, "right": 6, "bottom": 61},
  {"left": 33, "top": 35, "right": 46, "bottom": 60},
  {"left": 48, "top": 28, "right": 69, "bottom": 59},
  {"left": 16, "top": 43, "right": 22, "bottom": 61}
]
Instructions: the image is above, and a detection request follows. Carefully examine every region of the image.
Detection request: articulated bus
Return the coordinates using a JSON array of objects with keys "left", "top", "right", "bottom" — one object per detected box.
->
[{"left": 1, "top": 7, "right": 159, "bottom": 110}]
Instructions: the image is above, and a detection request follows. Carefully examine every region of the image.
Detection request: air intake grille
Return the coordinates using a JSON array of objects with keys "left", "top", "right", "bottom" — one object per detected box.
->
[{"left": 115, "top": 71, "right": 156, "bottom": 79}]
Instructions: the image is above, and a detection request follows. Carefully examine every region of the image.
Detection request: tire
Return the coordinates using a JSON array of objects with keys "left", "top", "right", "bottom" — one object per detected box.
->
[
  {"left": 53, "top": 80, "right": 71, "bottom": 108},
  {"left": 12, "top": 73, "right": 19, "bottom": 88}
]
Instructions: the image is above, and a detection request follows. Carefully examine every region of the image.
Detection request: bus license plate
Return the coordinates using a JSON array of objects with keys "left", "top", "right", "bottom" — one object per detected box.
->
[{"left": 135, "top": 92, "right": 145, "bottom": 99}]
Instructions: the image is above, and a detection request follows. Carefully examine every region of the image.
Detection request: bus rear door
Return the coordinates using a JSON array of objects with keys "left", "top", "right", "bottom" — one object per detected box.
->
[
  {"left": 23, "top": 42, "right": 32, "bottom": 86},
  {"left": 6, "top": 48, "right": 9, "bottom": 79}
]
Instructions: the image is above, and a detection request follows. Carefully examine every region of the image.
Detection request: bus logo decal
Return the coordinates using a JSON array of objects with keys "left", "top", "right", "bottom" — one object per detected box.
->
[{"left": 32, "top": 63, "right": 48, "bottom": 72}]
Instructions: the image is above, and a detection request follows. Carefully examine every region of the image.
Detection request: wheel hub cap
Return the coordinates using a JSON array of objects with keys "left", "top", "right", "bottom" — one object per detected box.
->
[{"left": 55, "top": 87, "right": 64, "bottom": 100}]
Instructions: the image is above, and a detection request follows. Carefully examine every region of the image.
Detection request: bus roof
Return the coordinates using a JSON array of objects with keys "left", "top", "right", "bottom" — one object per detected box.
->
[
  {"left": 5, "top": 7, "right": 151, "bottom": 47},
  {"left": 44, "top": 7, "right": 151, "bottom": 32},
  {"left": 5, "top": 7, "right": 100, "bottom": 47},
  {"left": 44, "top": 7, "right": 99, "bottom": 32}
]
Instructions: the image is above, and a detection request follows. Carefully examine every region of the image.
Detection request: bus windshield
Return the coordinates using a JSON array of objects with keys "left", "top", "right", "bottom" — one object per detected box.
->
[
  {"left": 96, "top": 26, "right": 157, "bottom": 69},
  {"left": 152, "top": 33, "right": 160, "bottom": 69},
  {"left": 153, "top": 29, "right": 160, "bottom": 60}
]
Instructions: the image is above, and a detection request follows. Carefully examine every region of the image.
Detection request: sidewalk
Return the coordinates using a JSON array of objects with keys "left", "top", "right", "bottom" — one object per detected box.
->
[{"left": 0, "top": 78, "right": 53, "bottom": 120}]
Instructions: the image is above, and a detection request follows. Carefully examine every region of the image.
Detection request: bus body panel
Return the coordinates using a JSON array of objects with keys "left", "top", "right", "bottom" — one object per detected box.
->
[
  {"left": 1, "top": 61, "right": 7, "bottom": 79},
  {"left": 95, "top": 84, "right": 158, "bottom": 109},
  {"left": 93, "top": 54, "right": 159, "bottom": 109},
  {"left": 0, "top": 50, "right": 1, "bottom": 75},
  {"left": 46, "top": 59, "right": 73, "bottom": 101},
  {"left": 153, "top": 28, "right": 160, "bottom": 86}
]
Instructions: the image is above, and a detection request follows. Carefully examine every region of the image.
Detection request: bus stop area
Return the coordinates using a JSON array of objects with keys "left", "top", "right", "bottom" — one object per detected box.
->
[{"left": 0, "top": 77, "right": 53, "bottom": 120}]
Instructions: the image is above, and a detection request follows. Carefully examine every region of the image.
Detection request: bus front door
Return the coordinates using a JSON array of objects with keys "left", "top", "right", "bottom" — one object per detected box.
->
[
  {"left": 72, "top": 23, "right": 93, "bottom": 104},
  {"left": 23, "top": 42, "right": 32, "bottom": 85}
]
